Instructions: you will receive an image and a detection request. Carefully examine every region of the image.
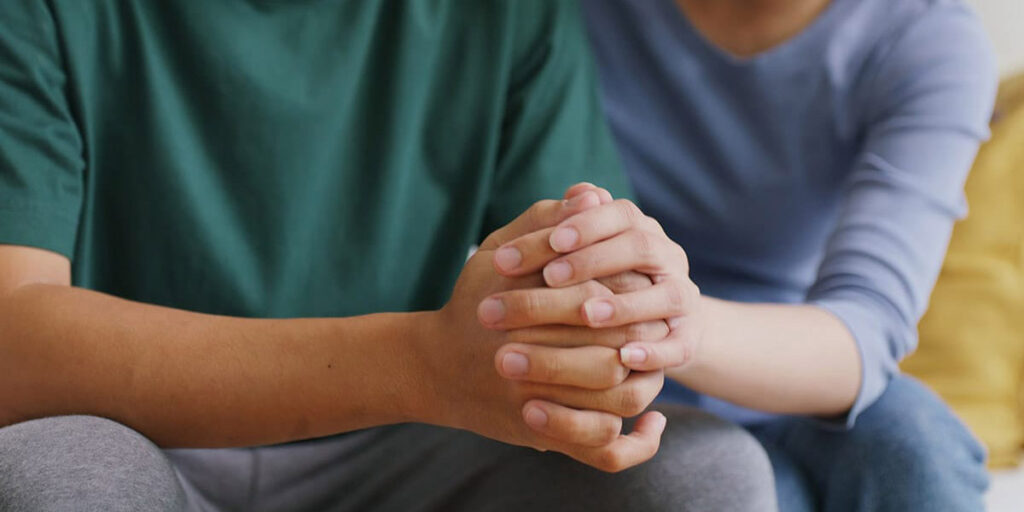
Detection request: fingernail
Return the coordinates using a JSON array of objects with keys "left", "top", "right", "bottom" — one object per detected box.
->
[
  {"left": 620, "top": 347, "right": 648, "bottom": 365},
  {"left": 494, "top": 247, "right": 522, "bottom": 272},
  {"left": 549, "top": 227, "right": 580, "bottom": 252},
  {"left": 524, "top": 406, "right": 549, "bottom": 429},
  {"left": 584, "top": 300, "right": 615, "bottom": 323},
  {"left": 502, "top": 352, "right": 530, "bottom": 377},
  {"left": 543, "top": 261, "right": 573, "bottom": 285},
  {"left": 478, "top": 298, "right": 506, "bottom": 324}
]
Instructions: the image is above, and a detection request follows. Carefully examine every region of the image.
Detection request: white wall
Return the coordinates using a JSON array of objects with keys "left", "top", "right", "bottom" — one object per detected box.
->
[{"left": 966, "top": 0, "right": 1024, "bottom": 75}]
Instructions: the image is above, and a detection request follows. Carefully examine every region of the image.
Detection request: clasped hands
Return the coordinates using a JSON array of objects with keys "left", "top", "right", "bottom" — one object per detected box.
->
[{"left": 423, "top": 183, "right": 703, "bottom": 473}]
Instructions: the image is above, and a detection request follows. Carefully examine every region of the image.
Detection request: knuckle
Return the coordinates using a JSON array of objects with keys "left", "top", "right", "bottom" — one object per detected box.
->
[
  {"left": 631, "top": 230, "right": 657, "bottom": 265},
  {"left": 480, "top": 233, "right": 498, "bottom": 249},
  {"left": 596, "top": 448, "right": 628, "bottom": 473},
  {"left": 601, "top": 271, "right": 650, "bottom": 294},
  {"left": 664, "top": 282, "right": 688, "bottom": 314},
  {"left": 676, "top": 243, "right": 690, "bottom": 271},
  {"left": 617, "top": 385, "right": 646, "bottom": 417},
  {"left": 500, "top": 291, "right": 544, "bottom": 325},
  {"left": 628, "top": 321, "right": 668, "bottom": 342},
  {"left": 600, "top": 417, "right": 622, "bottom": 444},
  {"left": 615, "top": 199, "right": 643, "bottom": 222},
  {"left": 519, "top": 290, "right": 545, "bottom": 317},
  {"left": 538, "top": 352, "right": 563, "bottom": 382},
  {"left": 642, "top": 215, "right": 664, "bottom": 233},
  {"left": 533, "top": 199, "right": 558, "bottom": 211},
  {"left": 593, "top": 327, "right": 622, "bottom": 347},
  {"left": 625, "top": 322, "right": 645, "bottom": 343},
  {"left": 652, "top": 320, "right": 671, "bottom": 339},
  {"left": 609, "top": 296, "right": 633, "bottom": 322},
  {"left": 599, "top": 272, "right": 628, "bottom": 292},
  {"left": 642, "top": 371, "right": 667, "bottom": 400},
  {"left": 527, "top": 200, "right": 556, "bottom": 225},
  {"left": 599, "top": 359, "right": 630, "bottom": 388},
  {"left": 621, "top": 271, "right": 653, "bottom": 292},
  {"left": 581, "top": 280, "right": 613, "bottom": 299},
  {"left": 559, "top": 410, "right": 585, "bottom": 437},
  {"left": 611, "top": 364, "right": 631, "bottom": 386}
]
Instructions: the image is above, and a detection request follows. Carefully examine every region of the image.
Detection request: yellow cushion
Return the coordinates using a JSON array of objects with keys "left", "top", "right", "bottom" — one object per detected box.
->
[{"left": 902, "top": 74, "right": 1024, "bottom": 468}]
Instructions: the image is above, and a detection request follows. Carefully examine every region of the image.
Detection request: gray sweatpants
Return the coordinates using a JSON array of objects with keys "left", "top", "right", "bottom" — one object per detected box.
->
[{"left": 0, "top": 407, "right": 776, "bottom": 511}]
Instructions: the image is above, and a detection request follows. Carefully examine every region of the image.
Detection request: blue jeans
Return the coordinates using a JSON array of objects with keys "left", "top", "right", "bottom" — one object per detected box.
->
[{"left": 747, "top": 375, "right": 988, "bottom": 512}]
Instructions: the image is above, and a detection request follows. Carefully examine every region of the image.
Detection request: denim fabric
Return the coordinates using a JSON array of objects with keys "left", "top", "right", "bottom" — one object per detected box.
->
[{"left": 748, "top": 375, "right": 988, "bottom": 512}]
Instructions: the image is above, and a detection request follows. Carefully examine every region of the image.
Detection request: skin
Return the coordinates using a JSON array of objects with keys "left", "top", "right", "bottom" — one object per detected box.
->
[
  {"left": 493, "top": 185, "right": 861, "bottom": 418},
  {"left": 483, "top": 0, "right": 859, "bottom": 421},
  {"left": 0, "top": 0, "right": 859, "bottom": 475},
  {"left": 0, "top": 0, "right": 859, "bottom": 474},
  {"left": 0, "top": 186, "right": 673, "bottom": 473}
]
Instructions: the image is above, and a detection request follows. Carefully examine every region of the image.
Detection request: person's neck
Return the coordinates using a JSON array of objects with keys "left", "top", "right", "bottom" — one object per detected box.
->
[{"left": 674, "top": 0, "right": 832, "bottom": 58}]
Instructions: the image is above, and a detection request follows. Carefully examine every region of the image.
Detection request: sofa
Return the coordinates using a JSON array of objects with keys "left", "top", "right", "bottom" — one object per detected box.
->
[{"left": 900, "top": 72, "right": 1024, "bottom": 510}]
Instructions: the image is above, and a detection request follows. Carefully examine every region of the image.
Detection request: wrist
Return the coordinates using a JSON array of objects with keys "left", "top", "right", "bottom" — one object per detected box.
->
[
  {"left": 324, "top": 311, "right": 442, "bottom": 428},
  {"left": 389, "top": 310, "right": 447, "bottom": 426},
  {"left": 690, "top": 295, "right": 719, "bottom": 369},
  {"left": 666, "top": 296, "right": 720, "bottom": 382}
]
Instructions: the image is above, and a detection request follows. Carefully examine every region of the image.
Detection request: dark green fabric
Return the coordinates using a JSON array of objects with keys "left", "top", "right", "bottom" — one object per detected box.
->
[{"left": 0, "top": 0, "right": 629, "bottom": 317}]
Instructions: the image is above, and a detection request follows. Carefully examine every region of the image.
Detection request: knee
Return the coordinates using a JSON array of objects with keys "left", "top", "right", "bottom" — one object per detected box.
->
[
  {"left": 456, "top": 408, "right": 776, "bottom": 512},
  {"left": 839, "top": 376, "right": 988, "bottom": 491},
  {"left": 0, "top": 415, "right": 185, "bottom": 511},
  {"left": 633, "top": 406, "right": 777, "bottom": 512}
]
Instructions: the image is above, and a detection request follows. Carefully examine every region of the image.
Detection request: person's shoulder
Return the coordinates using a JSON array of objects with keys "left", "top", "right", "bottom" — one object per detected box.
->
[
  {"left": 871, "top": 0, "right": 993, "bottom": 62},
  {"left": 842, "top": 0, "right": 996, "bottom": 124},
  {"left": 835, "top": 0, "right": 991, "bottom": 65}
]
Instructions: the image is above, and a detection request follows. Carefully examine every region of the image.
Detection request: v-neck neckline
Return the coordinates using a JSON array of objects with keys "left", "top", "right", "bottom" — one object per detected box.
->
[{"left": 660, "top": 0, "right": 851, "bottom": 69}]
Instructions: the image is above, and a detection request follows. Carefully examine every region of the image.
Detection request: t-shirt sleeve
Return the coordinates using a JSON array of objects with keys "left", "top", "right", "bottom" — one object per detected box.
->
[
  {"left": 806, "top": 4, "right": 997, "bottom": 428},
  {"left": 0, "top": 2, "right": 85, "bottom": 259},
  {"left": 480, "top": 0, "right": 632, "bottom": 237}
]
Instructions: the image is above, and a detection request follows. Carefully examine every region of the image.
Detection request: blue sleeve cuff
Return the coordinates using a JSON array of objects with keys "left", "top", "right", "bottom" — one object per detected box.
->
[{"left": 810, "top": 297, "right": 907, "bottom": 429}]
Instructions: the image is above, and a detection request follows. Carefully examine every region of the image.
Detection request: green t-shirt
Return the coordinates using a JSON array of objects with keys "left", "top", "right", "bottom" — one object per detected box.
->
[{"left": 0, "top": 1, "right": 629, "bottom": 317}]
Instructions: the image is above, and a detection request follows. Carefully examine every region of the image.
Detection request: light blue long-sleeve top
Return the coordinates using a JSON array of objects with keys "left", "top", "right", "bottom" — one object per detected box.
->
[{"left": 582, "top": 0, "right": 997, "bottom": 426}]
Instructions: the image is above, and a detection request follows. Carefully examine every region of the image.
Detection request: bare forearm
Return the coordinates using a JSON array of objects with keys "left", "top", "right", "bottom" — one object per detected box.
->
[
  {"left": 668, "top": 296, "right": 861, "bottom": 416},
  {"left": 0, "top": 284, "right": 423, "bottom": 447}
]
